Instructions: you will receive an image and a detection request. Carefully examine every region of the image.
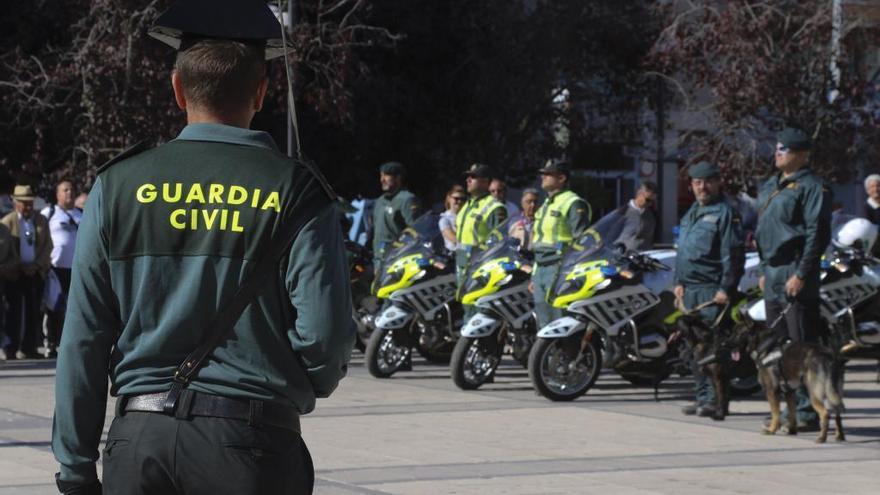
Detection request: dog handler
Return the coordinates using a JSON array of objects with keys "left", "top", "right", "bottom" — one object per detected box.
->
[
  {"left": 755, "top": 126, "right": 832, "bottom": 429},
  {"left": 674, "top": 162, "right": 744, "bottom": 418},
  {"left": 51, "top": 1, "right": 354, "bottom": 493}
]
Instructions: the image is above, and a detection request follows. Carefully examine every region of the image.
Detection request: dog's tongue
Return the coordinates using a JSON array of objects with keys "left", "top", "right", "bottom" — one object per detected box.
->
[{"left": 731, "top": 350, "right": 741, "bottom": 362}]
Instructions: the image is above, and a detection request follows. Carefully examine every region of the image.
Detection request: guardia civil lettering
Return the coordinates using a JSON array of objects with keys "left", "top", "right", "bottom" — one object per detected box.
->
[{"left": 134, "top": 183, "right": 281, "bottom": 232}]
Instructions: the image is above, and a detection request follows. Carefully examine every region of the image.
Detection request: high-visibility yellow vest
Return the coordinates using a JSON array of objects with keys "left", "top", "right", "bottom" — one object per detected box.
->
[
  {"left": 532, "top": 189, "right": 583, "bottom": 249},
  {"left": 456, "top": 194, "right": 505, "bottom": 247}
]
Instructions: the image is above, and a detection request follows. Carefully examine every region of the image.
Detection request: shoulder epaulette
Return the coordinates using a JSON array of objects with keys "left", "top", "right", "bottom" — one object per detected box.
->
[
  {"left": 96, "top": 140, "right": 153, "bottom": 175},
  {"left": 298, "top": 158, "right": 338, "bottom": 201}
]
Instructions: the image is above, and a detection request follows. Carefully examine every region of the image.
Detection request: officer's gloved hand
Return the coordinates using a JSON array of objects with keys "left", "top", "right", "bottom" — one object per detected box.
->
[{"left": 55, "top": 474, "right": 102, "bottom": 495}]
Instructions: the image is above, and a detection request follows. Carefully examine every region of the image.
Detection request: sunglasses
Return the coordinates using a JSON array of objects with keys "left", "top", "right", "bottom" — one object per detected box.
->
[
  {"left": 451, "top": 196, "right": 466, "bottom": 202},
  {"left": 775, "top": 143, "right": 790, "bottom": 154}
]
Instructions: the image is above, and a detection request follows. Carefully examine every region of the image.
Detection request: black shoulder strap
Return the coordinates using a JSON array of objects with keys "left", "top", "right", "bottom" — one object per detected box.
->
[{"left": 162, "top": 186, "right": 329, "bottom": 414}]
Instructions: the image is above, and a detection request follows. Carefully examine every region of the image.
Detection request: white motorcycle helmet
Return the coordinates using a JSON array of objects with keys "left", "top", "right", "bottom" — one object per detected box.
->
[{"left": 834, "top": 217, "right": 878, "bottom": 251}]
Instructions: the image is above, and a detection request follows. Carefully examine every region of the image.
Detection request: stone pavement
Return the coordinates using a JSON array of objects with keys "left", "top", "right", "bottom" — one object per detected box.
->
[{"left": 0, "top": 353, "right": 878, "bottom": 494}]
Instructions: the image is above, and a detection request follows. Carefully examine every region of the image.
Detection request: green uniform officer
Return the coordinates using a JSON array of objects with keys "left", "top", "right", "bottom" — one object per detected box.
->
[
  {"left": 51, "top": 2, "right": 354, "bottom": 494},
  {"left": 531, "top": 161, "right": 591, "bottom": 328},
  {"left": 371, "top": 161, "right": 421, "bottom": 266},
  {"left": 756, "top": 126, "right": 832, "bottom": 429},
  {"left": 674, "top": 162, "right": 745, "bottom": 418}
]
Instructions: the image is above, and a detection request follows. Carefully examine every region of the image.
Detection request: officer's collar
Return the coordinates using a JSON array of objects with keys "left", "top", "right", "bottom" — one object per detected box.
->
[
  {"left": 548, "top": 188, "right": 569, "bottom": 201},
  {"left": 777, "top": 167, "right": 812, "bottom": 186},
  {"left": 382, "top": 187, "right": 403, "bottom": 199},
  {"left": 174, "top": 123, "right": 279, "bottom": 151},
  {"left": 696, "top": 196, "right": 722, "bottom": 208}
]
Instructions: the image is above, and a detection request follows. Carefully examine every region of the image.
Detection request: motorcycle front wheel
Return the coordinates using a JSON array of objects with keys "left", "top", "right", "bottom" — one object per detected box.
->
[
  {"left": 528, "top": 333, "right": 602, "bottom": 401},
  {"left": 365, "top": 328, "right": 410, "bottom": 378},
  {"left": 450, "top": 336, "right": 502, "bottom": 390}
]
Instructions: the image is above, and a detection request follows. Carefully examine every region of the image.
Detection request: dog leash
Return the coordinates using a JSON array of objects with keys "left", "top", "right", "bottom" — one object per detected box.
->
[
  {"left": 754, "top": 302, "right": 793, "bottom": 367},
  {"left": 674, "top": 298, "right": 729, "bottom": 330}
]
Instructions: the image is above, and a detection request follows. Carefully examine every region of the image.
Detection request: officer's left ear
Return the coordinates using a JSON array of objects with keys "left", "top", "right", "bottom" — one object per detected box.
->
[
  {"left": 253, "top": 77, "right": 269, "bottom": 112},
  {"left": 171, "top": 71, "right": 187, "bottom": 111}
]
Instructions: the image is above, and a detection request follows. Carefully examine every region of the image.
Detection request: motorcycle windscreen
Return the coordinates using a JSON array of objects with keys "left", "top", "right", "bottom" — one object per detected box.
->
[
  {"left": 549, "top": 209, "right": 629, "bottom": 300},
  {"left": 460, "top": 219, "right": 528, "bottom": 294},
  {"left": 375, "top": 212, "right": 444, "bottom": 276},
  {"left": 460, "top": 219, "right": 519, "bottom": 279}
]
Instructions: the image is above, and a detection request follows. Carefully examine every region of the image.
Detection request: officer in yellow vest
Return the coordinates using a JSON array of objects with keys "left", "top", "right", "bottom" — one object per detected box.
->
[
  {"left": 456, "top": 163, "right": 508, "bottom": 289},
  {"left": 531, "top": 161, "right": 591, "bottom": 327}
]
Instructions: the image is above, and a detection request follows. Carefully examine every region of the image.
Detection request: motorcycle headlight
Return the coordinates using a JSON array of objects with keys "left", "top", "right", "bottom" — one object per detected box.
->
[
  {"left": 593, "top": 278, "right": 612, "bottom": 291},
  {"left": 465, "top": 274, "right": 489, "bottom": 293},
  {"left": 556, "top": 278, "right": 585, "bottom": 297},
  {"left": 380, "top": 269, "right": 404, "bottom": 287}
]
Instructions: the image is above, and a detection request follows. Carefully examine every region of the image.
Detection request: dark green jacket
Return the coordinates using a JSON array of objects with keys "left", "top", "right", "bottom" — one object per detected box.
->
[
  {"left": 52, "top": 124, "right": 355, "bottom": 484},
  {"left": 372, "top": 188, "right": 420, "bottom": 261},
  {"left": 674, "top": 198, "right": 744, "bottom": 294},
  {"left": 755, "top": 167, "right": 832, "bottom": 301}
]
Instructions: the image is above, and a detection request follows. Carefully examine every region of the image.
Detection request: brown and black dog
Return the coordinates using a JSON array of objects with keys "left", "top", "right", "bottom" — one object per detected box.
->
[
  {"left": 737, "top": 319, "right": 846, "bottom": 443},
  {"left": 677, "top": 314, "right": 755, "bottom": 421}
]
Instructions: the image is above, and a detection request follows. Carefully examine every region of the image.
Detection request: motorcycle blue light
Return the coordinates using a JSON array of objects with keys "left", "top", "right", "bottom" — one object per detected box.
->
[
  {"left": 501, "top": 261, "right": 517, "bottom": 271},
  {"left": 820, "top": 259, "right": 831, "bottom": 270},
  {"left": 600, "top": 265, "right": 619, "bottom": 277},
  {"left": 416, "top": 258, "right": 431, "bottom": 268}
]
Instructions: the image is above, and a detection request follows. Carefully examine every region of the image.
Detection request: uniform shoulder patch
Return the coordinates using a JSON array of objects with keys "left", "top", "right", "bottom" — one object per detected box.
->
[
  {"left": 297, "top": 158, "right": 337, "bottom": 201},
  {"left": 96, "top": 140, "right": 152, "bottom": 175}
]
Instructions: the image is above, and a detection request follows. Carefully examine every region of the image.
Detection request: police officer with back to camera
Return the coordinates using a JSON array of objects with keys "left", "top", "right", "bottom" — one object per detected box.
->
[
  {"left": 530, "top": 160, "right": 591, "bottom": 328},
  {"left": 673, "top": 162, "right": 744, "bottom": 419},
  {"left": 755, "top": 126, "right": 832, "bottom": 431},
  {"left": 51, "top": 1, "right": 354, "bottom": 493},
  {"left": 371, "top": 161, "right": 421, "bottom": 267}
]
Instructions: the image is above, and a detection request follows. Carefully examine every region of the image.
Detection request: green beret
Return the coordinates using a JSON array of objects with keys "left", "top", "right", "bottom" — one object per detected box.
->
[
  {"left": 776, "top": 127, "right": 812, "bottom": 151},
  {"left": 379, "top": 161, "right": 406, "bottom": 175},
  {"left": 688, "top": 161, "right": 720, "bottom": 179}
]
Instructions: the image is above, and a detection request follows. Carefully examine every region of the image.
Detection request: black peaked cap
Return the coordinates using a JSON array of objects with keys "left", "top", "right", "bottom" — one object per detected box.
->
[{"left": 149, "top": 0, "right": 288, "bottom": 60}]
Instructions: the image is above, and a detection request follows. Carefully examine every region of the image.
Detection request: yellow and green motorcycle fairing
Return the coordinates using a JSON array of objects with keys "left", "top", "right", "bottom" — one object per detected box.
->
[
  {"left": 460, "top": 256, "right": 521, "bottom": 305},
  {"left": 376, "top": 253, "right": 432, "bottom": 299},
  {"left": 550, "top": 259, "right": 611, "bottom": 309}
]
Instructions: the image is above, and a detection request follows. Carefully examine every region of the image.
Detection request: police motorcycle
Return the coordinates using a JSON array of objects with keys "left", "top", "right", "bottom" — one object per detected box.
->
[
  {"left": 817, "top": 216, "right": 880, "bottom": 359},
  {"left": 365, "top": 213, "right": 461, "bottom": 378},
  {"left": 337, "top": 198, "right": 378, "bottom": 352},
  {"left": 345, "top": 239, "right": 377, "bottom": 352},
  {"left": 450, "top": 222, "right": 536, "bottom": 390},
  {"left": 527, "top": 211, "right": 763, "bottom": 401}
]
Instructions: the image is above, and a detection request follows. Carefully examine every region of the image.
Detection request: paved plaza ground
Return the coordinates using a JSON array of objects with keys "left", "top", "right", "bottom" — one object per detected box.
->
[{"left": 0, "top": 352, "right": 878, "bottom": 494}]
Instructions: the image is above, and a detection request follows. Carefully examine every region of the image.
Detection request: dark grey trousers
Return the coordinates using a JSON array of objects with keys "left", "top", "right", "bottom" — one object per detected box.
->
[
  {"left": 764, "top": 298, "right": 821, "bottom": 423},
  {"left": 764, "top": 298, "right": 821, "bottom": 344},
  {"left": 102, "top": 412, "right": 313, "bottom": 495}
]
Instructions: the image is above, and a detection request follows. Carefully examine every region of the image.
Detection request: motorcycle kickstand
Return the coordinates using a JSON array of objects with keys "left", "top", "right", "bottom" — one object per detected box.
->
[{"left": 653, "top": 384, "right": 660, "bottom": 402}]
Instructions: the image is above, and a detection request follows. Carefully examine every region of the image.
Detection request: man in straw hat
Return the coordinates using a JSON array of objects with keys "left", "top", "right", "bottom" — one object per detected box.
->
[{"left": 1, "top": 184, "right": 52, "bottom": 361}]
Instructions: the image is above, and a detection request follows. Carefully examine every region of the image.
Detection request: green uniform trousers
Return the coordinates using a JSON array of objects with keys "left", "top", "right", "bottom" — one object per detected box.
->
[
  {"left": 532, "top": 264, "right": 563, "bottom": 328},
  {"left": 102, "top": 411, "right": 313, "bottom": 495},
  {"left": 683, "top": 286, "right": 721, "bottom": 407}
]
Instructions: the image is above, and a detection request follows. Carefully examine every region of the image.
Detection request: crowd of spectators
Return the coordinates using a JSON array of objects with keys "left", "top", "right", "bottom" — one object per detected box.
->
[{"left": 0, "top": 174, "right": 87, "bottom": 361}]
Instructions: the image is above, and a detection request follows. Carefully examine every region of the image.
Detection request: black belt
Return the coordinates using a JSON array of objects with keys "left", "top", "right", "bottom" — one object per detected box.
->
[{"left": 119, "top": 391, "right": 301, "bottom": 434}]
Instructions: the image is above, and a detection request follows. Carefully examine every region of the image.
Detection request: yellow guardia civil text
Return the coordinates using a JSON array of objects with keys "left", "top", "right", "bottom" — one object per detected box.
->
[{"left": 134, "top": 183, "right": 281, "bottom": 233}]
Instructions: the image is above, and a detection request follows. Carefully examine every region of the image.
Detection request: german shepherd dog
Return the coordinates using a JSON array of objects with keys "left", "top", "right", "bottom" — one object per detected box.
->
[
  {"left": 677, "top": 314, "right": 755, "bottom": 421},
  {"left": 736, "top": 318, "right": 846, "bottom": 443}
]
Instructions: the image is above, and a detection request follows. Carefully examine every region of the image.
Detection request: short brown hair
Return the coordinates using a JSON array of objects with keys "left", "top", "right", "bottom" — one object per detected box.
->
[{"left": 174, "top": 39, "right": 266, "bottom": 115}]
